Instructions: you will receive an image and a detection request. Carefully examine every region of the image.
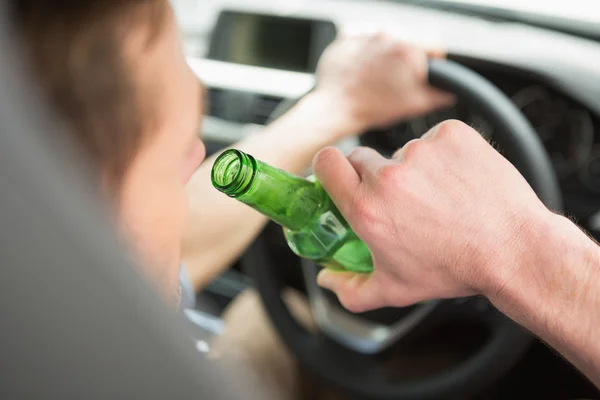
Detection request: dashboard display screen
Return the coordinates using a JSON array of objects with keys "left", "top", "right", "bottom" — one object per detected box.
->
[{"left": 209, "top": 12, "right": 336, "bottom": 73}]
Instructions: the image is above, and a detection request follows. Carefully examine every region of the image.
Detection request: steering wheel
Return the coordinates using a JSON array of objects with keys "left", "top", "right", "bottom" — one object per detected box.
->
[{"left": 242, "top": 59, "right": 563, "bottom": 399}]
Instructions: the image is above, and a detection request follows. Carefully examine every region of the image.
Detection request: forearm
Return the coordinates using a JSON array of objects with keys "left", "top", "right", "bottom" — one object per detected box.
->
[
  {"left": 183, "top": 91, "right": 359, "bottom": 291},
  {"left": 488, "top": 213, "right": 600, "bottom": 386}
]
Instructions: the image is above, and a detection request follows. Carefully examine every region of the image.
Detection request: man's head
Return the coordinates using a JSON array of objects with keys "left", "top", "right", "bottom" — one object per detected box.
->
[{"left": 11, "top": 0, "right": 206, "bottom": 305}]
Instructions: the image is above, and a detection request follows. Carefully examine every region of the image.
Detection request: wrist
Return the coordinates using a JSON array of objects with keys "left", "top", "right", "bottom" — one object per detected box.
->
[
  {"left": 296, "top": 89, "right": 366, "bottom": 139},
  {"left": 485, "top": 210, "right": 598, "bottom": 326},
  {"left": 473, "top": 206, "right": 550, "bottom": 300}
]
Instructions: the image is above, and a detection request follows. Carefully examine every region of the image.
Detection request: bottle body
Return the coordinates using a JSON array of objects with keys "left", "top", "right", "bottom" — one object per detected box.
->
[
  {"left": 211, "top": 149, "right": 373, "bottom": 273},
  {"left": 282, "top": 178, "right": 373, "bottom": 273}
]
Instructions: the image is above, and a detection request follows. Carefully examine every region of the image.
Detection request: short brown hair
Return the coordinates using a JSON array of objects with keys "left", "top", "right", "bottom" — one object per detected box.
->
[{"left": 10, "top": 0, "right": 166, "bottom": 189}]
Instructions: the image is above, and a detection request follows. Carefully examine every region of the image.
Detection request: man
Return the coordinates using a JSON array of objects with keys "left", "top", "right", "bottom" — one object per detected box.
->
[{"left": 11, "top": 0, "right": 599, "bottom": 394}]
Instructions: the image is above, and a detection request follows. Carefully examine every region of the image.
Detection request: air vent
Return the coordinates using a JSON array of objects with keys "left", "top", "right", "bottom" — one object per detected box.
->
[
  {"left": 206, "top": 87, "right": 226, "bottom": 117},
  {"left": 248, "top": 94, "right": 283, "bottom": 125}
]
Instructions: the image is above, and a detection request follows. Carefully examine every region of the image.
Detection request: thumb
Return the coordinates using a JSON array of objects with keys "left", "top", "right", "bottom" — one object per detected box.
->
[
  {"left": 318, "top": 269, "right": 429, "bottom": 312},
  {"left": 313, "top": 147, "right": 360, "bottom": 215},
  {"left": 317, "top": 269, "right": 387, "bottom": 313}
]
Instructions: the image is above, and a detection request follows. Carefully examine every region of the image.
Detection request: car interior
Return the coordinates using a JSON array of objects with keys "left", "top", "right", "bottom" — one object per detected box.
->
[
  {"left": 2, "top": 1, "right": 599, "bottom": 399},
  {"left": 173, "top": 0, "right": 600, "bottom": 398}
]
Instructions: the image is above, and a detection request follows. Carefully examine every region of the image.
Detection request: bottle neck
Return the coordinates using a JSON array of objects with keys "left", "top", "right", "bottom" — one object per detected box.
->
[{"left": 212, "top": 150, "right": 324, "bottom": 231}]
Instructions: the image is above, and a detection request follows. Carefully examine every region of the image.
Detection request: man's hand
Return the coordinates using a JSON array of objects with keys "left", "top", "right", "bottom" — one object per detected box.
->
[
  {"left": 313, "top": 120, "right": 600, "bottom": 386},
  {"left": 312, "top": 120, "right": 552, "bottom": 311},
  {"left": 315, "top": 33, "right": 454, "bottom": 133}
]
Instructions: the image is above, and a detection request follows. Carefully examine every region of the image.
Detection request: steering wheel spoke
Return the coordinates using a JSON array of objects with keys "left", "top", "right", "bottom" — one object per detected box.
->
[{"left": 301, "top": 259, "right": 440, "bottom": 355}]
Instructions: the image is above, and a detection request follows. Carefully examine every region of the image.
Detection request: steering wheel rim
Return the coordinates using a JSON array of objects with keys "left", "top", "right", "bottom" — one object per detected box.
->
[{"left": 242, "top": 59, "right": 563, "bottom": 399}]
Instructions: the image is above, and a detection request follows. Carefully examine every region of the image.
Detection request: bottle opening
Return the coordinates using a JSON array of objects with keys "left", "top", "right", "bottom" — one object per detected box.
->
[{"left": 211, "top": 149, "right": 256, "bottom": 197}]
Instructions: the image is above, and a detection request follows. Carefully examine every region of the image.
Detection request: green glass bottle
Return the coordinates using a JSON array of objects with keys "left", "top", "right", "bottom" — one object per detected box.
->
[{"left": 211, "top": 149, "right": 373, "bottom": 273}]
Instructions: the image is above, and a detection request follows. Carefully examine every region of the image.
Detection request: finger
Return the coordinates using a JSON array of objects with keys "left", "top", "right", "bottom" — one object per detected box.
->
[
  {"left": 425, "top": 47, "right": 447, "bottom": 59},
  {"left": 317, "top": 269, "right": 387, "bottom": 313},
  {"left": 400, "top": 87, "right": 455, "bottom": 124},
  {"left": 392, "top": 138, "right": 420, "bottom": 160},
  {"left": 389, "top": 34, "right": 445, "bottom": 59},
  {"left": 424, "top": 87, "right": 456, "bottom": 109},
  {"left": 420, "top": 119, "right": 470, "bottom": 141},
  {"left": 394, "top": 43, "right": 428, "bottom": 82},
  {"left": 313, "top": 147, "right": 361, "bottom": 213},
  {"left": 318, "top": 269, "right": 434, "bottom": 311},
  {"left": 347, "top": 146, "right": 390, "bottom": 180}
]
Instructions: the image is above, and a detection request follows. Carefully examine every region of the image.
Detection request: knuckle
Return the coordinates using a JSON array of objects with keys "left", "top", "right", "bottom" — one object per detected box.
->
[
  {"left": 391, "top": 146, "right": 403, "bottom": 159},
  {"left": 349, "top": 145, "right": 369, "bottom": 155},
  {"left": 347, "top": 146, "right": 370, "bottom": 162},
  {"left": 399, "top": 138, "right": 429, "bottom": 161},
  {"left": 432, "top": 119, "right": 469, "bottom": 142},
  {"left": 378, "top": 163, "right": 409, "bottom": 189},
  {"left": 397, "top": 43, "right": 420, "bottom": 62}
]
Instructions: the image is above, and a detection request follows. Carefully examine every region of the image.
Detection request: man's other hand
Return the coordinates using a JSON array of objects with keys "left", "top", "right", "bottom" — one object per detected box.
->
[
  {"left": 315, "top": 32, "right": 454, "bottom": 133},
  {"left": 312, "top": 120, "right": 554, "bottom": 312}
]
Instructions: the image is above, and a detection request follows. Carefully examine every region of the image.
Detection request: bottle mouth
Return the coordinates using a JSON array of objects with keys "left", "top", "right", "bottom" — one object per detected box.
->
[{"left": 211, "top": 149, "right": 256, "bottom": 197}]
